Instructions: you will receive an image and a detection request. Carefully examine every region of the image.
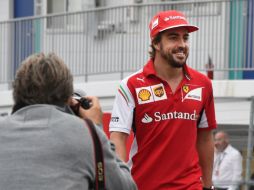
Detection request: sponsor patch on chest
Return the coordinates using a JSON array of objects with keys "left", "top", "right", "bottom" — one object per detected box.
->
[
  {"left": 136, "top": 83, "right": 167, "bottom": 104},
  {"left": 141, "top": 110, "right": 198, "bottom": 124},
  {"left": 181, "top": 84, "right": 203, "bottom": 102}
]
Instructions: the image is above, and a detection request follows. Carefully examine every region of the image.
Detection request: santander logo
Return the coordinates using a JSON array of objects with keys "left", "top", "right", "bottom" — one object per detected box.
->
[
  {"left": 141, "top": 110, "right": 198, "bottom": 123},
  {"left": 141, "top": 113, "right": 153, "bottom": 123}
]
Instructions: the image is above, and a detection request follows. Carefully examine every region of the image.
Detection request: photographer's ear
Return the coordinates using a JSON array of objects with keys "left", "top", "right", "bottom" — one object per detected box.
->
[
  {"left": 67, "top": 97, "right": 72, "bottom": 105},
  {"left": 68, "top": 96, "right": 79, "bottom": 106}
]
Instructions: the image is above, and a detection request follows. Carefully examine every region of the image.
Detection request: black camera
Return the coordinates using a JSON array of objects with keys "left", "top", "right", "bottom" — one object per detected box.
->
[{"left": 73, "top": 91, "right": 91, "bottom": 110}]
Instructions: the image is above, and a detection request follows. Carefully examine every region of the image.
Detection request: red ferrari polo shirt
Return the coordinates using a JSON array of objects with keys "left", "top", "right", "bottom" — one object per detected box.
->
[{"left": 110, "top": 59, "right": 217, "bottom": 190}]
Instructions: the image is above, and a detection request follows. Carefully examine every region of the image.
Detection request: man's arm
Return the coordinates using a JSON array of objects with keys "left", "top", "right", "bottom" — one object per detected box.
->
[
  {"left": 197, "top": 130, "right": 214, "bottom": 188},
  {"left": 75, "top": 96, "right": 137, "bottom": 189},
  {"left": 229, "top": 152, "right": 243, "bottom": 190},
  {"left": 110, "top": 131, "right": 129, "bottom": 162}
]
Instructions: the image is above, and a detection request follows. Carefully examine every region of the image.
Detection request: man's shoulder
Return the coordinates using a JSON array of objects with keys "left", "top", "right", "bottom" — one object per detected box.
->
[
  {"left": 188, "top": 67, "right": 210, "bottom": 79},
  {"left": 121, "top": 69, "right": 144, "bottom": 84},
  {"left": 187, "top": 67, "right": 212, "bottom": 85},
  {"left": 227, "top": 145, "right": 242, "bottom": 157},
  {"left": 14, "top": 104, "right": 84, "bottom": 126},
  {"left": 118, "top": 69, "right": 148, "bottom": 93},
  {"left": 0, "top": 115, "right": 10, "bottom": 126},
  {"left": 48, "top": 105, "right": 85, "bottom": 124}
]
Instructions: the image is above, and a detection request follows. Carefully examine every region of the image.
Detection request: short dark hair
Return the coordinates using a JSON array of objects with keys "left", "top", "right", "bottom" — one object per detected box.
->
[
  {"left": 13, "top": 53, "right": 73, "bottom": 106},
  {"left": 149, "top": 32, "right": 163, "bottom": 59}
]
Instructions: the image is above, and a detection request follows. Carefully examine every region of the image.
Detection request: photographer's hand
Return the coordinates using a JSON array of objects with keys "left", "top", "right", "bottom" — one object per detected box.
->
[{"left": 78, "top": 96, "right": 103, "bottom": 126}]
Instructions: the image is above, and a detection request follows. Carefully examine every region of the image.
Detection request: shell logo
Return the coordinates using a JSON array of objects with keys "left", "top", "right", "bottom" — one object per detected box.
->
[
  {"left": 182, "top": 85, "right": 189, "bottom": 93},
  {"left": 138, "top": 89, "right": 151, "bottom": 101},
  {"left": 153, "top": 86, "right": 164, "bottom": 97}
]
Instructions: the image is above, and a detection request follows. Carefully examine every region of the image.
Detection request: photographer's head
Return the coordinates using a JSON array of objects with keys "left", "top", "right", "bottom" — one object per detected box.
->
[{"left": 13, "top": 53, "right": 73, "bottom": 107}]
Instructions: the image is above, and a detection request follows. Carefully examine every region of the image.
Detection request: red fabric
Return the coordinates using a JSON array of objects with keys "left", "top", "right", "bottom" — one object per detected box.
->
[{"left": 115, "top": 60, "right": 216, "bottom": 190}]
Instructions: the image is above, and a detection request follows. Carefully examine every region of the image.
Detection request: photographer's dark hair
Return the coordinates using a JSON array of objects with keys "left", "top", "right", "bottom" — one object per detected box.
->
[{"left": 13, "top": 53, "right": 73, "bottom": 110}]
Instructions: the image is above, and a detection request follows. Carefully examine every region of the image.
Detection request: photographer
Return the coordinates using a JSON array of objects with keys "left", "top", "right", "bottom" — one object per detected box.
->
[{"left": 0, "top": 53, "right": 137, "bottom": 190}]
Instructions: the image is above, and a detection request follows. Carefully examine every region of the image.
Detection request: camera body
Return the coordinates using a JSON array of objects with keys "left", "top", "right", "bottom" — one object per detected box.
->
[{"left": 73, "top": 91, "right": 91, "bottom": 110}]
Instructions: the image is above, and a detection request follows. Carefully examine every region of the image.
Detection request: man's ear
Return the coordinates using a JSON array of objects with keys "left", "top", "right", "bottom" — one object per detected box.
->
[{"left": 153, "top": 42, "right": 160, "bottom": 51}]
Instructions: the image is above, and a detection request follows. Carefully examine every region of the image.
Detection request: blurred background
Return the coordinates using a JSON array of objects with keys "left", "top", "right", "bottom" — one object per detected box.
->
[{"left": 0, "top": 0, "right": 253, "bottom": 189}]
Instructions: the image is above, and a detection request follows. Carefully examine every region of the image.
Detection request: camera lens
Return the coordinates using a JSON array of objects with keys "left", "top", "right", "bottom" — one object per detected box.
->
[
  {"left": 79, "top": 98, "right": 91, "bottom": 109},
  {"left": 73, "top": 91, "right": 91, "bottom": 110}
]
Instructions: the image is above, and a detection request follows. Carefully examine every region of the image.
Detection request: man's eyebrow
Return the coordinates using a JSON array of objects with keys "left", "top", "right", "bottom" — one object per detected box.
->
[
  {"left": 167, "top": 32, "right": 189, "bottom": 37},
  {"left": 167, "top": 32, "right": 179, "bottom": 36}
]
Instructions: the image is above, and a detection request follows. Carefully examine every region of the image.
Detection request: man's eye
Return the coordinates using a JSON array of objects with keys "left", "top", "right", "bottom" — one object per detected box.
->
[{"left": 169, "top": 36, "right": 177, "bottom": 40}]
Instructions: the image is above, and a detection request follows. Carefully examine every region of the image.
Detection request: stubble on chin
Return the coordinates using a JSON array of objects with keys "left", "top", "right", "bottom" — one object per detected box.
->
[
  {"left": 164, "top": 54, "right": 187, "bottom": 68},
  {"left": 159, "top": 44, "right": 188, "bottom": 68}
]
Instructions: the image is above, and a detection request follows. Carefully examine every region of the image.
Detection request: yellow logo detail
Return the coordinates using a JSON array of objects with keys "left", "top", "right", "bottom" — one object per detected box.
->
[
  {"left": 97, "top": 162, "right": 104, "bottom": 181},
  {"left": 183, "top": 85, "right": 189, "bottom": 93},
  {"left": 138, "top": 89, "right": 151, "bottom": 101},
  {"left": 153, "top": 86, "right": 164, "bottom": 97}
]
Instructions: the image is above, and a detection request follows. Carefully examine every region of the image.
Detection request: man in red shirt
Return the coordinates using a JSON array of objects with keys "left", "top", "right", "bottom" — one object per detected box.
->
[{"left": 109, "top": 10, "right": 216, "bottom": 190}]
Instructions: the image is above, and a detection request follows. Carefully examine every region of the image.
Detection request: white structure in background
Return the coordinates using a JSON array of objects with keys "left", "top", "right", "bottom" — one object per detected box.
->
[
  {"left": 0, "top": 0, "right": 12, "bottom": 21},
  {"left": 1, "top": 80, "right": 254, "bottom": 125},
  {"left": 0, "top": 0, "right": 253, "bottom": 126}
]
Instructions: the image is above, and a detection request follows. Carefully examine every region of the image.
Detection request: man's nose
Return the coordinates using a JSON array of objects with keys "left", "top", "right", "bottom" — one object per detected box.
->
[{"left": 178, "top": 38, "right": 186, "bottom": 47}]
